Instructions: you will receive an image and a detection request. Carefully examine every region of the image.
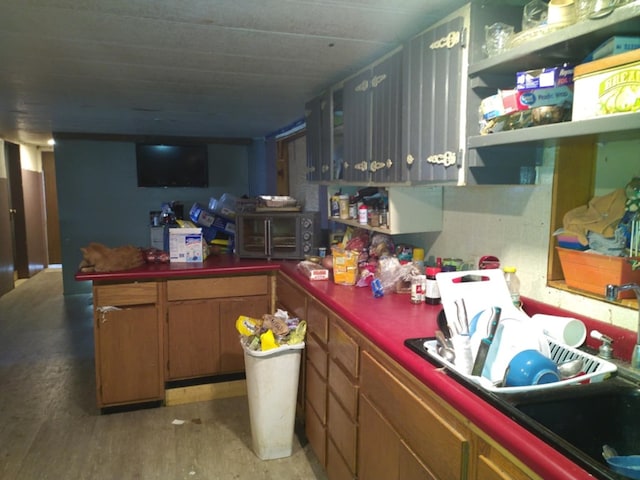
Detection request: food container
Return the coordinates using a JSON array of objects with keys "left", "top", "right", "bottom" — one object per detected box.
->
[
  {"left": 572, "top": 49, "right": 640, "bottom": 121},
  {"left": 331, "top": 247, "right": 359, "bottom": 285},
  {"left": 556, "top": 247, "right": 640, "bottom": 298}
]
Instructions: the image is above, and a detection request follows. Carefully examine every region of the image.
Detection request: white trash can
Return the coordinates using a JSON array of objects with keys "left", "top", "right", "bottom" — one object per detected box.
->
[{"left": 243, "top": 341, "right": 305, "bottom": 460}]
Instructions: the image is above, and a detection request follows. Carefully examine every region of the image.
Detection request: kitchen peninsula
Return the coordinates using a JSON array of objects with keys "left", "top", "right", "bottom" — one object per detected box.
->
[{"left": 77, "top": 256, "right": 636, "bottom": 479}]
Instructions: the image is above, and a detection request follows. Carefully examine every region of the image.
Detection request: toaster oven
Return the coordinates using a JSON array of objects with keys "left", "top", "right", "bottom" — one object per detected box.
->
[{"left": 235, "top": 212, "right": 320, "bottom": 259}]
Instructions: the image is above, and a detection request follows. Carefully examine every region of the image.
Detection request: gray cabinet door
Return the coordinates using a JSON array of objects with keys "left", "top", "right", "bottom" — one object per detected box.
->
[
  {"left": 403, "top": 14, "right": 466, "bottom": 183},
  {"left": 343, "top": 68, "right": 372, "bottom": 183},
  {"left": 370, "top": 51, "right": 404, "bottom": 183},
  {"left": 305, "top": 94, "right": 323, "bottom": 182}
]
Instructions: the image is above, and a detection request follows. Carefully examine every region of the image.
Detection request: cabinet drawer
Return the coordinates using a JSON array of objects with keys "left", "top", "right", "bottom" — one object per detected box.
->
[
  {"left": 94, "top": 282, "right": 157, "bottom": 307},
  {"left": 167, "top": 275, "right": 268, "bottom": 301},
  {"left": 306, "top": 332, "right": 328, "bottom": 379},
  {"left": 276, "top": 274, "right": 306, "bottom": 320},
  {"left": 305, "top": 399, "right": 327, "bottom": 467},
  {"left": 360, "top": 351, "right": 469, "bottom": 480},
  {"left": 329, "top": 359, "right": 358, "bottom": 419},
  {"left": 329, "top": 319, "right": 359, "bottom": 379},
  {"left": 307, "top": 298, "right": 329, "bottom": 343},
  {"left": 306, "top": 361, "right": 327, "bottom": 423},
  {"left": 328, "top": 391, "right": 358, "bottom": 475},
  {"left": 327, "top": 435, "right": 355, "bottom": 480}
]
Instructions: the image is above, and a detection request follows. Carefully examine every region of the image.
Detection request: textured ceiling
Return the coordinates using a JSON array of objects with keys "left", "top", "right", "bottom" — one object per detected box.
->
[{"left": 0, "top": 0, "right": 469, "bottom": 146}]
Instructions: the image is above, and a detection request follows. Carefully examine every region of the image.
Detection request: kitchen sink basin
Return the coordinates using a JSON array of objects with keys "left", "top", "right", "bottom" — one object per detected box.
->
[
  {"left": 404, "top": 337, "right": 639, "bottom": 479},
  {"left": 503, "top": 379, "right": 640, "bottom": 479}
]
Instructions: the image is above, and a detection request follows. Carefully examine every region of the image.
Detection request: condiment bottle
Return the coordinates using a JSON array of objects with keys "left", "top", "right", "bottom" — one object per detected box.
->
[
  {"left": 425, "top": 266, "right": 441, "bottom": 305},
  {"left": 503, "top": 266, "right": 521, "bottom": 308},
  {"left": 410, "top": 274, "right": 426, "bottom": 304},
  {"left": 358, "top": 204, "right": 368, "bottom": 225}
]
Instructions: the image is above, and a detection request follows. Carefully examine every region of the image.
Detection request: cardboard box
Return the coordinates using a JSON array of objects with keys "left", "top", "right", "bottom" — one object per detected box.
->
[
  {"left": 556, "top": 247, "right": 640, "bottom": 299},
  {"left": 512, "top": 85, "right": 574, "bottom": 109},
  {"left": 590, "top": 36, "right": 640, "bottom": 62},
  {"left": 169, "top": 227, "right": 204, "bottom": 262},
  {"left": 516, "top": 65, "right": 574, "bottom": 90},
  {"left": 572, "top": 49, "right": 640, "bottom": 121}
]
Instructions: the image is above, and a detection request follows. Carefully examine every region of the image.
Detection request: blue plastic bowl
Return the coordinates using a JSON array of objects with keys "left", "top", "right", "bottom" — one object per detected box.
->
[{"left": 503, "top": 349, "right": 560, "bottom": 387}]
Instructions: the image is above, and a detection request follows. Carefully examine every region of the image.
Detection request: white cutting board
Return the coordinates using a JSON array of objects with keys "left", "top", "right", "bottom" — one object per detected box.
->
[{"left": 436, "top": 269, "right": 529, "bottom": 335}]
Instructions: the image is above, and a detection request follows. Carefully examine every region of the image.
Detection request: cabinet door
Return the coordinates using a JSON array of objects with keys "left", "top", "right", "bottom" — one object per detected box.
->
[
  {"left": 359, "top": 395, "right": 435, "bottom": 480},
  {"left": 305, "top": 94, "right": 323, "bottom": 182},
  {"left": 167, "top": 300, "right": 220, "bottom": 380},
  {"left": 370, "top": 50, "right": 404, "bottom": 183},
  {"left": 96, "top": 305, "right": 163, "bottom": 407},
  {"left": 343, "top": 68, "right": 372, "bottom": 183},
  {"left": 219, "top": 295, "right": 269, "bottom": 373},
  {"left": 403, "top": 14, "right": 466, "bottom": 183}
]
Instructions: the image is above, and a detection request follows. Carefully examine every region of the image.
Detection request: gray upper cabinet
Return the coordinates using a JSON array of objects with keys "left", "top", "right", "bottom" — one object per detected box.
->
[
  {"left": 305, "top": 90, "right": 333, "bottom": 182},
  {"left": 465, "top": 3, "right": 640, "bottom": 184},
  {"left": 342, "top": 49, "right": 404, "bottom": 184},
  {"left": 402, "top": 10, "right": 468, "bottom": 184}
]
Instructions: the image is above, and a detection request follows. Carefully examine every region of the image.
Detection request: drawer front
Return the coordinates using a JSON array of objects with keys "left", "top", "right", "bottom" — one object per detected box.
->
[
  {"left": 329, "top": 359, "right": 358, "bottom": 419},
  {"left": 360, "top": 351, "right": 469, "bottom": 480},
  {"left": 306, "top": 361, "right": 328, "bottom": 423},
  {"left": 94, "top": 282, "right": 157, "bottom": 306},
  {"left": 328, "top": 391, "right": 358, "bottom": 475},
  {"left": 167, "top": 275, "right": 268, "bottom": 301},
  {"left": 276, "top": 273, "right": 306, "bottom": 320},
  {"left": 305, "top": 399, "right": 327, "bottom": 467},
  {"left": 306, "top": 332, "right": 328, "bottom": 379},
  {"left": 329, "top": 319, "right": 359, "bottom": 379},
  {"left": 307, "top": 298, "right": 329, "bottom": 343}
]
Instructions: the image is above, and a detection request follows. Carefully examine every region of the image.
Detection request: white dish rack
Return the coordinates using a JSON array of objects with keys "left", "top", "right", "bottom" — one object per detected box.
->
[{"left": 423, "top": 336, "right": 617, "bottom": 394}]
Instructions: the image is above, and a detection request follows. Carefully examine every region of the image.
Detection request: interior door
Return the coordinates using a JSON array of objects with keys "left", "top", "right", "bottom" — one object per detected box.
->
[
  {"left": 6, "top": 142, "right": 28, "bottom": 279},
  {"left": 42, "top": 151, "right": 61, "bottom": 264},
  {"left": 0, "top": 151, "right": 13, "bottom": 297}
]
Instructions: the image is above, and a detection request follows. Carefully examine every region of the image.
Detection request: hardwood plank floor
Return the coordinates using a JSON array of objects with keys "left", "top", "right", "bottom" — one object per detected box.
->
[{"left": 0, "top": 269, "right": 327, "bottom": 479}]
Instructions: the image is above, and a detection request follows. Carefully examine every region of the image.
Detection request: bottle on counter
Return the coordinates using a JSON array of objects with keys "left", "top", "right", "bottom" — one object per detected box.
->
[
  {"left": 412, "top": 248, "right": 425, "bottom": 271},
  {"left": 425, "top": 266, "right": 441, "bottom": 305},
  {"left": 503, "top": 266, "right": 521, "bottom": 308},
  {"left": 410, "top": 274, "right": 427, "bottom": 304}
]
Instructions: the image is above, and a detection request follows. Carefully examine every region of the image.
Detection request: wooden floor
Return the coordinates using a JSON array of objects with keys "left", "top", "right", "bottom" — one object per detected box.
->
[{"left": 0, "top": 269, "right": 327, "bottom": 480}]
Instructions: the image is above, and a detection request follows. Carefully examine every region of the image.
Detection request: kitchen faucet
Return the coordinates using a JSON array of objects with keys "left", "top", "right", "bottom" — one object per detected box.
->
[{"left": 606, "top": 283, "right": 640, "bottom": 370}]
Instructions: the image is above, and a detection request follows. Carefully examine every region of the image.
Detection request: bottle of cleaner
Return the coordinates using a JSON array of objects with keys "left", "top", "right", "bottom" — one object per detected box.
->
[{"left": 503, "top": 266, "right": 521, "bottom": 308}]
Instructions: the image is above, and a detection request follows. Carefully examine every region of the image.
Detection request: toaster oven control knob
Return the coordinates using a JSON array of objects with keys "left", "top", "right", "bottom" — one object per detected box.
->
[
  {"left": 302, "top": 218, "right": 312, "bottom": 229},
  {"left": 303, "top": 232, "right": 311, "bottom": 241},
  {"left": 303, "top": 244, "right": 311, "bottom": 253}
]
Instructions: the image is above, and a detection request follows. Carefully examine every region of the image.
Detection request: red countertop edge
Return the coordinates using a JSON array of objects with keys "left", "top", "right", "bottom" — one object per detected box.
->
[
  {"left": 76, "top": 256, "right": 634, "bottom": 479},
  {"left": 74, "top": 256, "right": 280, "bottom": 282}
]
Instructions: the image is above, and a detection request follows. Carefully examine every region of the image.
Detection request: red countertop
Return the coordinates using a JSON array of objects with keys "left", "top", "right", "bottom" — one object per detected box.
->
[
  {"left": 75, "top": 255, "right": 280, "bottom": 282},
  {"left": 77, "top": 256, "right": 634, "bottom": 479}
]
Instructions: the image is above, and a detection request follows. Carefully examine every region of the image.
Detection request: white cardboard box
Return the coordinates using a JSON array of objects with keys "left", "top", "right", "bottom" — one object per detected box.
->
[{"left": 169, "top": 227, "right": 203, "bottom": 262}]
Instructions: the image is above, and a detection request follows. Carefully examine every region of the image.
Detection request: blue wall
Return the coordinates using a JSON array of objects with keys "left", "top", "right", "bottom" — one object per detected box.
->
[{"left": 56, "top": 138, "right": 267, "bottom": 294}]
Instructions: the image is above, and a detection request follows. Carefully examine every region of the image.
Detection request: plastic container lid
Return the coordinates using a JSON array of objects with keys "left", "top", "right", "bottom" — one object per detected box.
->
[
  {"left": 425, "top": 266, "right": 441, "bottom": 276},
  {"left": 503, "top": 266, "right": 517, "bottom": 273}
]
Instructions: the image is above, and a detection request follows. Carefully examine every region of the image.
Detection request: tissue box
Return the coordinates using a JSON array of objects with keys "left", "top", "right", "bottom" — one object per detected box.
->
[
  {"left": 589, "top": 36, "right": 640, "bottom": 61},
  {"left": 572, "top": 49, "right": 640, "bottom": 121},
  {"left": 516, "top": 65, "right": 574, "bottom": 90},
  {"left": 169, "top": 227, "right": 204, "bottom": 262}
]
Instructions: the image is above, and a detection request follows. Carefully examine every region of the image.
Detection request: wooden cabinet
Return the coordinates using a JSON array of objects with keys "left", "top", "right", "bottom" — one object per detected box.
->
[
  {"left": 402, "top": 9, "right": 468, "bottom": 184},
  {"left": 326, "top": 317, "right": 360, "bottom": 479},
  {"left": 359, "top": 350, "right": 470, "bottom": 480},
  {"left": 93, "top": 282, "right": 163, "bottom": 408},
  {"left": 473, "top": 436, "right": 540, "bottom": 480},
  {"left": 166, "top": 275, "right": 270, "bottom": 380}
]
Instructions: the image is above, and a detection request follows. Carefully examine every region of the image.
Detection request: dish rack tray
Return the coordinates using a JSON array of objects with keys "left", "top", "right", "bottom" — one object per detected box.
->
[{"left": 419, "top": 337, "right": 617, "bottom": 394}]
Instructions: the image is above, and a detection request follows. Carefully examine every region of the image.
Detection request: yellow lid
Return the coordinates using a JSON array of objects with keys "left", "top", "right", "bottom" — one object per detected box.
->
[
  {"left": 412, "top": 248, "right": 425, "bottom": 261},
  {"left": 503, "top": 266, "right": 517, "bottom": 273}
]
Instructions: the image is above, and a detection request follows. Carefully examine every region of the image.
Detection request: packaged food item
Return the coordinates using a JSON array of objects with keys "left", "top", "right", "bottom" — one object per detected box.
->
[
  {"left": 297, "top": 260, "right": 329, "bottom": 280},
  {"left": 331, "top": 247, "right": 359, "bottom": 285}
]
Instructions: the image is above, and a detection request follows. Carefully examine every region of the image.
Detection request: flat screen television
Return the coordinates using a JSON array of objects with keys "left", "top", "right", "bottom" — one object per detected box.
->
[{"left": 136, "top": 143, "right": 209, "bottom": 187}]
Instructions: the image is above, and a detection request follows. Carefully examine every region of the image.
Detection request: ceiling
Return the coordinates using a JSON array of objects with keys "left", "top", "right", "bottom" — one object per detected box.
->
[{"left": 0, "top": 0, "right": 471, "bottom": 147}]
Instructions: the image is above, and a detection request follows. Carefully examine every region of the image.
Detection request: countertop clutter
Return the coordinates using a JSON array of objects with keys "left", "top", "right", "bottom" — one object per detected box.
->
[{"left": 77, "top": 256, "right": 638, "bottom": 479}]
